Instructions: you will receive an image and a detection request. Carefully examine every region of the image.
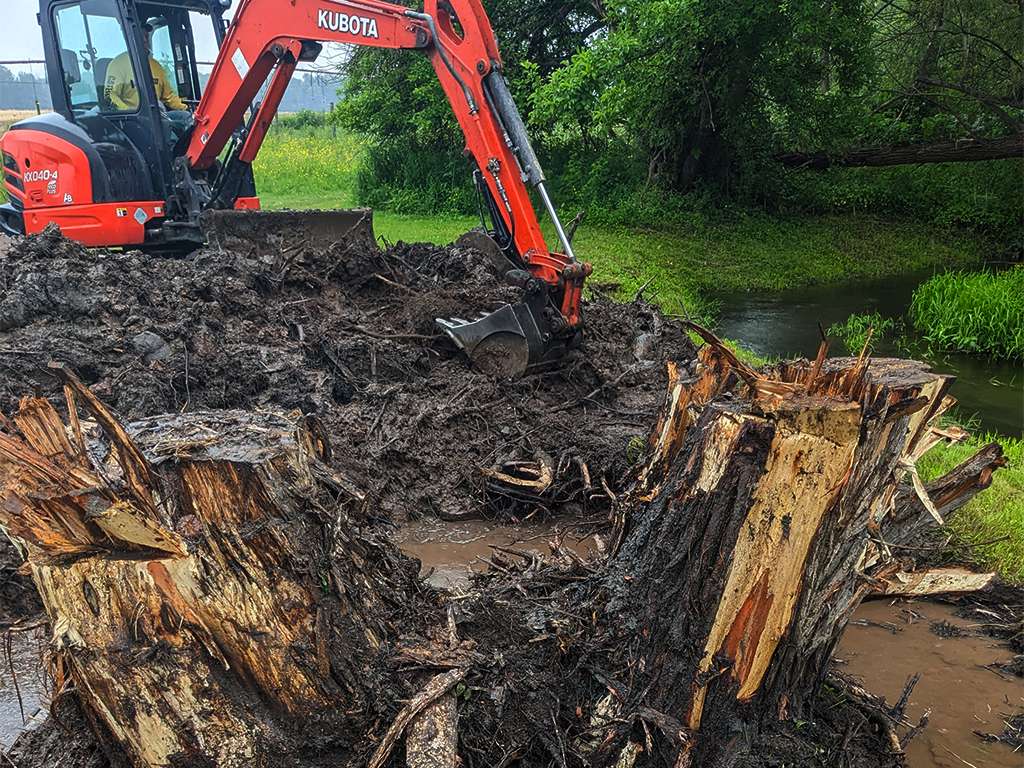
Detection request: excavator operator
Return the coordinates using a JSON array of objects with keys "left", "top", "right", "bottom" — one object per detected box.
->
[
  {"left": 105, "top": 22, "right": 191, "bottom": 143},
  {"left": 105, "top": 22, "right": 185, "bottom": 111}
]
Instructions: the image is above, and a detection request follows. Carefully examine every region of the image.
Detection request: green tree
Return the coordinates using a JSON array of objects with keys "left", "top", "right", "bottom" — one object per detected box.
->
[
  {"left": 532, "top": 0, "right": 874, "bottom": 191},
  {"left": 335, "top": 0, "right": 605, "bottom": 213},
  {"left": 866, "top": 0, "right": 1023, "bottom": 144},
  {"left": 335, "top": 0, "right": 1020, "bottom": 220}
]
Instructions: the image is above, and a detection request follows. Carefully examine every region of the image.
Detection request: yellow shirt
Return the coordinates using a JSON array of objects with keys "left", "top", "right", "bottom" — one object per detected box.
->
[{"left": 105, "top": 53, "right": 186, "bottom": 112}]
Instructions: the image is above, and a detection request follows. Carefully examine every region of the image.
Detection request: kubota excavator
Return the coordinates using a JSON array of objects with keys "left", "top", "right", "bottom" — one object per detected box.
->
[{"left": 0, "top": 0, "right": 591, "bottom": 376}]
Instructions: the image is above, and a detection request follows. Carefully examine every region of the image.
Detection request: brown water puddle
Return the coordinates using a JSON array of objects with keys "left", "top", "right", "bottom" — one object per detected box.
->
[
  {"left": 839, "top": 600, "right": 1023, "bottom": 768},
  {"left": 394, "top": 518, "right": 598, "bottom": 590},
  {"left": 399, "top": 520, "right": 1024, "bottom": 768}
]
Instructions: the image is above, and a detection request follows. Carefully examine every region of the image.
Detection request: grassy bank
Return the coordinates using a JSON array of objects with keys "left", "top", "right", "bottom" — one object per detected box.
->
[
  {"left": 255, "top": 127, "right": 989, "bottom": 318},
  {"left": 922, "top": 434, "right": 1024, "bottom": 584},
  {"left": 910, "top": 267, "right": 1024, "bottom": 359}
]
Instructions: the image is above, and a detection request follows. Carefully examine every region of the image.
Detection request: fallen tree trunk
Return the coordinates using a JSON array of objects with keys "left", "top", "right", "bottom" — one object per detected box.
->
[
  {"left": 0, "top": 344, "right": 1005, "bottom": 767},
  {"left": 775, "top": 132, "right": 1024, "bottom": 169}
]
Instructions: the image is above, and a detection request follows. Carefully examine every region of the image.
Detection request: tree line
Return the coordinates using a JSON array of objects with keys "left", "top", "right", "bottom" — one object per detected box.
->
[
  {"left": 0, "top": 66, "right": 52, "bottom": 111},
  {"left": 335, "top": 0, "right": 1022, "bottom": 229},
  {"left": 0, "top": 65, "right": 338, "bottom": 114}
]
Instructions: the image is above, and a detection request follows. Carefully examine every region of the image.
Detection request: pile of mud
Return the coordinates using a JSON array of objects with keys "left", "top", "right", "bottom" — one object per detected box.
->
[
  {"left": 0, "top": 225, "right": 694, "bottom": 625},
  {"left": 0, "top": 226, "right": 694, "bottom": 523}
]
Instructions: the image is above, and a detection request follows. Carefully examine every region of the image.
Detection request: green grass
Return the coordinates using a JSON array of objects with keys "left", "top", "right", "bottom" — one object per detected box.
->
[
  {"left": 910, "top": 267, "right": 1024, "bottom": 359},
  {"left": 827, "top": 311, "right": 898, "bottom": 355},
  {"left": 255, "top": 128, "right": 989, "bottom": 320},
  {"left": 920, "top": 433, "right": 1024, "bottom": 584},
  {"left": 252, "top": 125, "right": 362, "bottom": 209}
]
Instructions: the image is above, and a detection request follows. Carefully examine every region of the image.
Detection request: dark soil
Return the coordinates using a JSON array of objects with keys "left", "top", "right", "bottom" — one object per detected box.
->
[
  {"left": 0, "top": 226, "right": 693, "bottom": 527},
  {"left": 929, "top": 619, "right": 972, "bottom": 638},
  {"left": 976, "top": 711, "right": 1024, "bottom": 751},
  {"left": 3, "top": 694, "right": 110, "bottom": 768},
  {"left": 946, "top": 583, "right": 1024, "bottom": 653},
  {"left": 0, "top": 225, "right": 900, "bottom": 768},
  {"left": 0, "top": 539, "right": 40, "bottom": 625}
]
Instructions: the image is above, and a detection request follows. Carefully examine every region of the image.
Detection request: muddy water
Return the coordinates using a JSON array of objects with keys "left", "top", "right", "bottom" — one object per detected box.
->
[
  {"left": 0, "top": 625, "right": 48, "bottom": 749},
  {"left": 399, "top": 520, "right": 1024, "bottom": 768},
  {"left": 839, "top": 600, "right": 1023, "bottom": 768},
  {"left": 714, "top": 272, "right": 1023, "bottom": 436},
  {"left": 394, "top": 518, "right": 597, "bottom": 590}
]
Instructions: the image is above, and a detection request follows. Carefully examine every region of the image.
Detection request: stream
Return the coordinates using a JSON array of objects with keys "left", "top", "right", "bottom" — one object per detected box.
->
[{"left": 714, "top": 271, "right": 1022, "bottom": 436}]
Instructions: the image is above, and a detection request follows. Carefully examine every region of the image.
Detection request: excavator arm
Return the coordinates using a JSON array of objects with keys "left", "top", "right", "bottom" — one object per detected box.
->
[{"left": 183, "top": 0, "right": 590, "bottom": 375}]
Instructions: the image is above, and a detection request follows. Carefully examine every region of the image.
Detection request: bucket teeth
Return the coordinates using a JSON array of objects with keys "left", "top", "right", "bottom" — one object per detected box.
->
[
  {"left": 435, "top": 303, "right": 536, "bottom": 378},
  {"left": 435, "top": 304, "right": 526, "bottom": 354}
]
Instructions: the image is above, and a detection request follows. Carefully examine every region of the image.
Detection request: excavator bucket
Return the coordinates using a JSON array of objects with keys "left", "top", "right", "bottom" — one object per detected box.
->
[
  {"left": 436, "top": 233, "right": 568, "bottom": 378},
  {"left": 200, "top": 208, "right": 377, "bottom": 251},
  {"left": 437, "top": 301, "right": 550, "bottom": 379}
]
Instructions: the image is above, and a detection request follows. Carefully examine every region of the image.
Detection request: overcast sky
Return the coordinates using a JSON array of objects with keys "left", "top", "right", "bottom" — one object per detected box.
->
[
  {"left": 9, "top": 4, "right": 47, "bottom": 65},
  {"left": 3, "top": 3, "right": 348, "bottom": 77}
]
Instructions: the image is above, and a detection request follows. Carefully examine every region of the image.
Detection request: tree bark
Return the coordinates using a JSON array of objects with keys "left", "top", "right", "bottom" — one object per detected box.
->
[
  {"left": 775, "top": 132, "right": 1024, "bottom": 169},
  {"left": 596, "top": 343, "right": 994, "bottom": 765},
  {"left": 0, "top": 345, "right": 1005, "bottom": 767}
]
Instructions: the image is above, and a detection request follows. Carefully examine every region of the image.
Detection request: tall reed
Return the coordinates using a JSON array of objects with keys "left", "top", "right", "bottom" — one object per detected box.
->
[{"left": 910, "top": 267, "right": 1024, "bottom": 359}]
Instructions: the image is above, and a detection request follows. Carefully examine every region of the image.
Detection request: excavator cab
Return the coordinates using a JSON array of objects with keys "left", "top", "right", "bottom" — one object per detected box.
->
[{"left": 0, "top": 0, "right": 254, "bottom": 247}]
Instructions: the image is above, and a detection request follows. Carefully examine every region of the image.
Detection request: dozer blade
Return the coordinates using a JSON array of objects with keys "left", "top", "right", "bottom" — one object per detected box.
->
[
  {"left": 200, "top": 208, "right": 376, "bottom": 251},
  {"left": 437, "top": 302, "right": 547, "bottom": 379}
]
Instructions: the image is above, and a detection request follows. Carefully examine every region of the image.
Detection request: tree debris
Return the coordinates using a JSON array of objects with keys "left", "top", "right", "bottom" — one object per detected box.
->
[{"left": 0, "top": 227, "right": 1011, "bottom": 768}]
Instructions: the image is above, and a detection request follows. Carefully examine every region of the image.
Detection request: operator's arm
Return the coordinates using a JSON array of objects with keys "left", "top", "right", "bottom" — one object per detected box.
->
[
  {"left": 104, "top": 53, "right": 138, "bottom": 111},
  {"left": 150, "top": 59, "right": 188, "bottom": 111}
]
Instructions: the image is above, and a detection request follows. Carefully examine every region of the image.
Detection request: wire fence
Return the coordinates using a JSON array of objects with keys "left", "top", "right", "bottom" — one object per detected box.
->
[{"left": 0, "top": 59, "right": 343, "bottom": 115}]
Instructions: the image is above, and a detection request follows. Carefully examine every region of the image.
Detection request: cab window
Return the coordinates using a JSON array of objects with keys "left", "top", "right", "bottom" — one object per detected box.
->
[
  {"left": 54, "top": 0, "right": 138, "bottom": 114},
  {"left": 148, "top": 19, "right": 180, "bottom": 93}
]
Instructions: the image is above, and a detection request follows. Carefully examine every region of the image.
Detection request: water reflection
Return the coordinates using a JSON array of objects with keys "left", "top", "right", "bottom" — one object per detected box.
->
[{"left": 714, "top": 272, "right": 1022, "bottom": 436}]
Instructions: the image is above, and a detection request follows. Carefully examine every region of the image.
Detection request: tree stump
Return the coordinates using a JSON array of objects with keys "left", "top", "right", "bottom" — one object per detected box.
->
[
  {"left": 0, "top": 368, "right": 423, "bottom": 767},
  {"left": 598, "top": 342, "right": 1003, "bottom": 765},
  {"left": 0, "top": 344, "right": 1006, "bottom": 768}
]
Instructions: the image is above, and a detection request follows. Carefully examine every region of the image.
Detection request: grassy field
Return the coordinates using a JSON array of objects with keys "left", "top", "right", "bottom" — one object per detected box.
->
[
  {"left": 921, "top": 433, "right": 1024, "bottom": 583},
  {"left": 254, "top": 126, "right": 989, "bottom": 319},
  {"left": 0, "top": 109, "right": 41, "bottom": 134}
]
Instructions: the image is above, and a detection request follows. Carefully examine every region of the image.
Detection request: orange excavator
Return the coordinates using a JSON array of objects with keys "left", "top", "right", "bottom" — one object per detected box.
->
[{"left": 1, "top": 0, "right": 591, "bottom": 375}]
